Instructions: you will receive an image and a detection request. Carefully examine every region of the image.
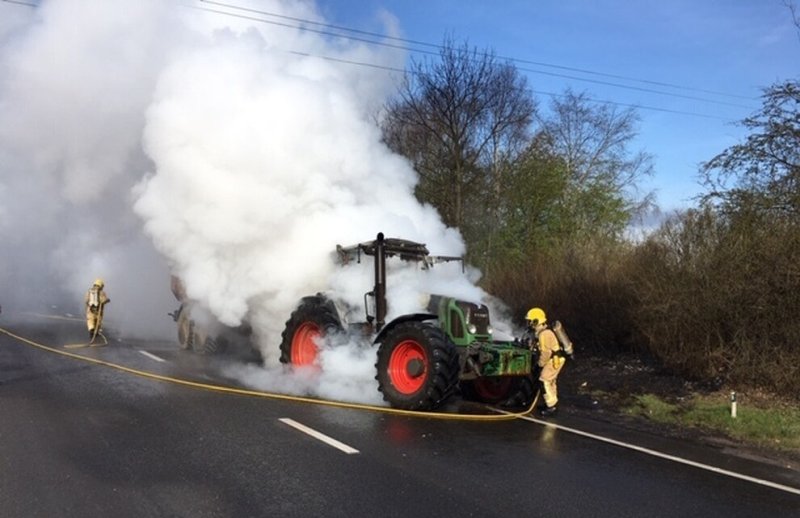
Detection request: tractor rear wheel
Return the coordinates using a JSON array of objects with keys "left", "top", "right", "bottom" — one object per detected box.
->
[
  {"left": 375, "top": 321, "right": 459, "bottom": 411},
  {"left": 280, "top": 297, "right": 343, "bottom": 367}
]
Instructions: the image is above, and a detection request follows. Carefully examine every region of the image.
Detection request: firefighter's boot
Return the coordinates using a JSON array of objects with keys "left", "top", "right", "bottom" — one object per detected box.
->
[{"left": 539, "top": 406, "right": 558, "bottom": 418}]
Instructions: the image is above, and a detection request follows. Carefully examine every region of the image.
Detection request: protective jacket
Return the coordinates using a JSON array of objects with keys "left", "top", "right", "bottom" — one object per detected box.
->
[
  {"left": 85, "top": 286, "right": 110, "bottom": 334},
  {"left": 536, "top": 327, "right": 564, "bottom": 409},
  {"left": 537, "top": 328, "right": 563, "bottom": 380}
]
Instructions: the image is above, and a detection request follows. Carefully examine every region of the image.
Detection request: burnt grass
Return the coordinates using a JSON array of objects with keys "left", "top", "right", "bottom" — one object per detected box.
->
[{"left": 557, "top": 354, "right": 800, "bottom": 470}]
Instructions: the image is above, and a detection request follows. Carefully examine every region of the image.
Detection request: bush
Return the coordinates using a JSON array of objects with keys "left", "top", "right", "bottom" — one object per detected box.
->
[
  {"left": 480, "top": 206, "right": 800, "bottom": 398},
  {"left": 624, "top": 208, "right": 800, "bottom": 394},
  {"left": 484, "top": 239, "right": 637, "bottom": 355}
]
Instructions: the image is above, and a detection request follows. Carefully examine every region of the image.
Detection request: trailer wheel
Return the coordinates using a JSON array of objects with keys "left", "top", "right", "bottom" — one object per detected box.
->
[
  {"left": 176, "top": 305, "right": 193, "bottom": 350},
  {"left": 280, "top": 297, "right": 343, "bottom": 366},
  {"left": 375, "top": 321, "right": 459, "bottom": 411},
  {"left": 194, "top": 335, "right": 226, "bottom": 355}
]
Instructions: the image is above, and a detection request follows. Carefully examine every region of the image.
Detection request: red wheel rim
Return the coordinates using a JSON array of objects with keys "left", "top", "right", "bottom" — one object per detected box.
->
[
  {"left": 474, "top": 377, "right": 512, "bottom": 400},
  {"left": 387, "top": 339, "right": 428, "bottom": 394},
  {"left": 292, "top": 322, "right": 320, "bottom": 366}
]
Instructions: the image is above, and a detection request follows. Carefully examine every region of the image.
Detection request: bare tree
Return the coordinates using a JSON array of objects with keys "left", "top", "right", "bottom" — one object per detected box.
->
[
  {"left": 382, "top": 38, "right": 536, "bottom": 229},
  {"left": 701, "top": 80, "right": 800, "bottom": 218},
  {"left": 784, "top": 0, "right": 800, "bottom": 41},
  {"left": 535, "top": 89, "right": 654, "bottom": 235}
]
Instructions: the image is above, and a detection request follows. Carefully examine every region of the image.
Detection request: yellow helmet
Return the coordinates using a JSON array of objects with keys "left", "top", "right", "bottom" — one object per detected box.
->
[
  {"left": 93, "top": 278, "right": 104, "bottom": 288},
  {"left": 525, "top": 307, "right": 546, "bottom": 326}
]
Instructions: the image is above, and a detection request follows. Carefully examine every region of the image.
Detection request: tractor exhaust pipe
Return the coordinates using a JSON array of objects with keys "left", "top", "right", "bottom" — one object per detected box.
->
[{"left": 374, "top": 232, "right": 387, "bottom": 330}]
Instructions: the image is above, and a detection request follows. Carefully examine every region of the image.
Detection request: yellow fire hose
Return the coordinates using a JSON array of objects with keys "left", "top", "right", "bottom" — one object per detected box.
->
[
  {"left": 64, "top": 304, "right": 108, "bottom": 349},
  {"left": 1, "top": 319, "right": 540, "bottom": 421}
]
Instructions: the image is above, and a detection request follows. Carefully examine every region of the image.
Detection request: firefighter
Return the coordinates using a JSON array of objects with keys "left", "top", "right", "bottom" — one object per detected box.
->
[
  {"left": 85, "top": 278, "right": 110, "bottom": 339},
  {"left": 526, "top": 307, "right": 565, "bottom": 417}
]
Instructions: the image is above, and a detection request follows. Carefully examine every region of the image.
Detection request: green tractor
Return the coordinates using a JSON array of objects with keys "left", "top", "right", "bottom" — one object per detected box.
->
[{"left": 279, "top": 233, "right": 535, "bottom": 411}]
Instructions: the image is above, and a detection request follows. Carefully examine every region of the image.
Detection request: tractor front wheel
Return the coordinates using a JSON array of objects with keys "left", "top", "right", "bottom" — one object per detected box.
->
[
  {"left": 280, "top": 297, "right": 343, "bottom": 367},
  {"left": 375, "top": 321, "right": 459, "bottom": 411}
]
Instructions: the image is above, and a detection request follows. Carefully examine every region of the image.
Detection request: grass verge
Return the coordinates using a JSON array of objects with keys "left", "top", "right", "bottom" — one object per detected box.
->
[{"left": 625, "top": 392, "right": 800, "bottom": 454}]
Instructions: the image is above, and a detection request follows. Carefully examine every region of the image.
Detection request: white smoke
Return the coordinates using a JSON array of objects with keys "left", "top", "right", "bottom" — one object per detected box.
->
[
  {"left": 0, "top": 0, "right": 177, "bottom": 335},
  {"left": 131, "top": 2, "right": 472, "bottom": 366},
  {"left": 0, "top": 0, "right": 507, "bottom": 405}
]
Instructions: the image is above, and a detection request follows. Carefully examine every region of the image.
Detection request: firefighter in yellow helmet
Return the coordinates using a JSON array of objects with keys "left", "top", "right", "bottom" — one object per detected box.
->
[
  {"left": 526, "top": 307, "right": 565, "bottom": 417},
  {"left": 85, "top": 278, "right": 110, "bottom": 339}
]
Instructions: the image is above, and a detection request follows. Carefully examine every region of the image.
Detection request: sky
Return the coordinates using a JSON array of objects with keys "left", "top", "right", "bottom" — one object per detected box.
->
[
  {"left": 322, "top": 0, "right": 799, "bottom": 213},
  {"left": 0, "top": 1, "right": 796, "bottom": 402}
]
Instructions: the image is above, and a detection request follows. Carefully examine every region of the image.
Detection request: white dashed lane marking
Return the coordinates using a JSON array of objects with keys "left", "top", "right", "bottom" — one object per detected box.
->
[
  {"left": 279, "top": 418, "right": 360, "bottom": 455},
  {"left": 139, "top": 350, "right": 166, "bottom": 363}
]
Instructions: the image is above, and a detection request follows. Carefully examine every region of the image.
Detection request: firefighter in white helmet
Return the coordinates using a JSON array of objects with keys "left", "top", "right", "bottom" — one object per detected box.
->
[
  {"left": 85, "top": 278, "right": 110, "bottom": 339},
  {"left": 526, "top": 307, "right": 565, "bottom": 417}
]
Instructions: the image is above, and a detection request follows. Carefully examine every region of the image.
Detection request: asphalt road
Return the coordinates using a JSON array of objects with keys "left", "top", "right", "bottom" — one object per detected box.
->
[{"left": 1, "top": 312, "right": 798, "bottom": 517}]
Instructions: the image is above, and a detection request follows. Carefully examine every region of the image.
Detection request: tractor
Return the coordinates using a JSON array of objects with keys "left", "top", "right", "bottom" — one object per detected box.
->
[{"left": 279, "top": 232, "right": 535, "bottom": 411}]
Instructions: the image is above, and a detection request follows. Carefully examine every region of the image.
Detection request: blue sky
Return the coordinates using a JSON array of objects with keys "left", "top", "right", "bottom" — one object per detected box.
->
[{"left": 321, "top": 0, "right": 798, "bottom": 212}]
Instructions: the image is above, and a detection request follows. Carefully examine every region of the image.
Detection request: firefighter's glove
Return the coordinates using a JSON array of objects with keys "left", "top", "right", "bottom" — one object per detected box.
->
[{"left": 556, "top": 349, "right": 574, "bottom": 361}]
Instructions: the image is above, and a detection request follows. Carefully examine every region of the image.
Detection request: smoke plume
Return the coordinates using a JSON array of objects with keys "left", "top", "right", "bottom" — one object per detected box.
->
[{"left": 0, "top": 0, "right": 506, "bottom": 405}]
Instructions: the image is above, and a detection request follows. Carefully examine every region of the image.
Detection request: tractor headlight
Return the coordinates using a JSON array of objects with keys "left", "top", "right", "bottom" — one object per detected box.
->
[{"left": 468, "top": 324, "right": 477, "bottom": 334}]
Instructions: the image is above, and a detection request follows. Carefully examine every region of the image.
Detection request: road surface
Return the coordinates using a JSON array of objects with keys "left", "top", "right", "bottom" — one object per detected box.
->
[{"left": 1, "top": 312, "right": 798, "bottom": 517}]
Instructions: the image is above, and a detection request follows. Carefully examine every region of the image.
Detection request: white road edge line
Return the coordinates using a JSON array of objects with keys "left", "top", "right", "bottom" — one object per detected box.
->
[
  {"left": 138, "top": 350, "right": 166, "bottom": 363},
  {"left": 500, "top": 410, "right": 800, "bottom": 496},
  {"left": 279, "top": 418, "right": 359, "bottom": 455}
]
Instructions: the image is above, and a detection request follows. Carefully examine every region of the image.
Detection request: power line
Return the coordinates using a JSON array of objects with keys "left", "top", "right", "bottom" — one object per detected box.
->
[
  {"left": 0, "top": 0, "right": 761, "bottom": 110},
  {"left": 189, "top": 2, "right": 751, "bottom": 117},
  {"left": 287, "top": 50, "right": 735, "bottom": 122},
  {"left": 188, "top": 4, "right": 741, "bottom": 120},
  {"left": 2, "top": 0, "right": 742, "bottom": 120},
  {"left": 197, "top": 0, "right": 757, "bottom": 104},
  {"left": 1, "top": 0, "right": 37, "bottom": 7}
]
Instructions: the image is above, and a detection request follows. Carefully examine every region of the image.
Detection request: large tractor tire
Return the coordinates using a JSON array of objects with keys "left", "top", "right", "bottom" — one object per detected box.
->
[
  {"left": 280, "top": 297, "right": 343, "bottom": 367},
  {"left": 460, "top": 375, "right": 536, "bottom": 409},
  {"left": 375, "top": 321, "right": 459, "bottom": 411}
]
